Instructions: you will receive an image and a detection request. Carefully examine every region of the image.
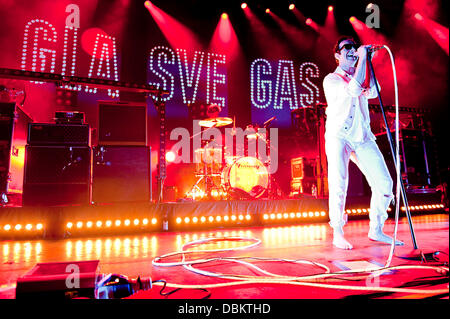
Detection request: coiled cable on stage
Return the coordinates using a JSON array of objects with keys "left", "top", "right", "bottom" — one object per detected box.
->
[{"left": 152, "top": 236, "right": 448, "bottom": 295}]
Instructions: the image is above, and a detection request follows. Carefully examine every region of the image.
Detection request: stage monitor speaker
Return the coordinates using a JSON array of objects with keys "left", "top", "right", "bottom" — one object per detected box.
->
[
  {"left": 22, "top": 145, "right": 91, "bottom": 206},
  {"left": 92, "top": 145, "right": 151, "bottom": 203},
  {"left": 16, "top": 260, "right": 100, "bottom": 299},
  {"left": 98, "top": 101, "right": 147, "bottom": 146},
  {"left": 27, "top": 123, "right": 90, "bottom": 146}
]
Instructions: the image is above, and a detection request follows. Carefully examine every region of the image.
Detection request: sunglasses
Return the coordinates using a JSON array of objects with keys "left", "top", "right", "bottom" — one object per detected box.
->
[{"left": 338, "top": 43, "right": 359, "bottom": 52}]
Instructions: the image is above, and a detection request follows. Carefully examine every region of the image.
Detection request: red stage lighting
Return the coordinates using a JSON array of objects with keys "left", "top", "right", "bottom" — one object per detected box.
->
[
  {"left": 289, "top": 4, "right": 295, "bottom": 10},
  {"left": 241, "top": 3, "right": 247, "bottom": 9},
  {"left": 165, "top": 151, "right": 176, "bottom": 163},
  {"left": 414, "top": 13, "right": 449, "bottom": 55},
  {"left": 265, "top": 8, "right": 270, "bottom": 14},
  {"left": 144, "top": 1, "right": 202, "bottom": 50},
  {"left": 305, "top": 18, "right": 319, "bottom": 31},
  {"left": 209, "top": 10, "right": 242, "bottom": 61},
  {"left": 349, "top": 16, "right": 356, "bottom": 23},
  {"left": 414, "top": 13, "right": 424, "bottom": 21},
  {"left": 328, "top": 5, "right": 334, "bottom": 12}
]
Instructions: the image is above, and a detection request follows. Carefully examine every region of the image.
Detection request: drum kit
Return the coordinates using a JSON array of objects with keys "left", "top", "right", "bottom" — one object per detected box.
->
[{"left": 186, "top": 115, "right": 280, "bottom": 201}]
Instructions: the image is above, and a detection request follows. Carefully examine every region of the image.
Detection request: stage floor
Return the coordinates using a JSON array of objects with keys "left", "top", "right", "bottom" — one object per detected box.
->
[{"left": 0, "top": 213, "right": 448, "bottom": 300}]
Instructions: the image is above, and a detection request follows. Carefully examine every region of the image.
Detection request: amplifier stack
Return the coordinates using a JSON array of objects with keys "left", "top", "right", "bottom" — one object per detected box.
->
[
  {"left": 23, "top": 120, "right": 91, "bottom": 206},
  {"left": 92, "top": 101, "right": 151, "bottom": 204}
]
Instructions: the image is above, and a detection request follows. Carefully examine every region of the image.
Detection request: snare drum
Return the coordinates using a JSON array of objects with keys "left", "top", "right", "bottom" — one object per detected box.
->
[{"left": 221, "top": 156, "right": 268, "bottom": 198}]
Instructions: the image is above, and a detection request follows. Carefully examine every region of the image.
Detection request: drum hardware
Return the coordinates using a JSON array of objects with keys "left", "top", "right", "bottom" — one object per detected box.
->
[
  {"left": 187, "top": 116, "right": 232, "bottom": 200},
  {"left": 198, "top": 117, "right": 233, "bottom": 128},
  {"left": 184, "top": 115, "right": 286, "bottom": 201}
]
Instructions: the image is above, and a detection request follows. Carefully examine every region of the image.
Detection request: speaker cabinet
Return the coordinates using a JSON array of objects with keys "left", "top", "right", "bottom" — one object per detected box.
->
[
  {"left": 0, "top": 103, "right": 32, "bottom": 195},
  {"left": 22, "top": 146, "right": 91, "bottom": 206},
  {"left": 92, "top": 146, "right": 151, "bottom": 203},
  {"left": 98, "top": 101, "right": 147, "bottom": 146}
]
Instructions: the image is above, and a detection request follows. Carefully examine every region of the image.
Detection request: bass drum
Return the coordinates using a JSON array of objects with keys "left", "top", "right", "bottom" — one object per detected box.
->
[{"left": 221, "top": 156, "right": 268, "bottom": 198}]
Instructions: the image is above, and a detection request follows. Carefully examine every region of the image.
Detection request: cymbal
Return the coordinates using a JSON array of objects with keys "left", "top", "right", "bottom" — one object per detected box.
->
[{"left": 198, "top": 117, "right": 233, "bottom": 127}]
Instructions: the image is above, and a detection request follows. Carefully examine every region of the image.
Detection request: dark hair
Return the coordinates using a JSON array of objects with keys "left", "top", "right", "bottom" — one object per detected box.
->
[
  {"left": 334, "top": 36, "right": 357, "bottom": 53},
  {"left": 333, "top": 36, "right": 358, "bottom": 65}
]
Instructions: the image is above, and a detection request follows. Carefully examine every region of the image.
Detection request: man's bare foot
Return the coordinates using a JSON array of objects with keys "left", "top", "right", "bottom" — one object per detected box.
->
[
  {"left": 368, "top": 227, "right": 404, "bottom": 246},
  {"left": 333, "top": 229, "right": 353, "bottom": 249}
]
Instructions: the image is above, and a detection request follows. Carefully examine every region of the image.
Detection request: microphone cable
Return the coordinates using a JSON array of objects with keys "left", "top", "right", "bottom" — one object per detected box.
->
[{"left": 377, "top": 45, "right": 401, "bottom": 268}]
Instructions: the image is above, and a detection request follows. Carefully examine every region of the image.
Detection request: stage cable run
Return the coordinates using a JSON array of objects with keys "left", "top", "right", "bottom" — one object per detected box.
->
[
  {"left": 151, "top": 236, "right": 449, "bottom": 297},
  {"left": 383, "top": 44, "right": 401, "bottom": 268}
]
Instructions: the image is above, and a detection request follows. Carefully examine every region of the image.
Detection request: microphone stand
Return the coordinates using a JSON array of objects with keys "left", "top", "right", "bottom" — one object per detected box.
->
[{"left": 367, "top": 50, "right": 422, "bottom": 254}]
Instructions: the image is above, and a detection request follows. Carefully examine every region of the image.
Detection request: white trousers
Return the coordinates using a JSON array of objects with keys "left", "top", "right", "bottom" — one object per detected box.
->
[{"left": 325, "top": 137, "right": 393, "bottom": 230}]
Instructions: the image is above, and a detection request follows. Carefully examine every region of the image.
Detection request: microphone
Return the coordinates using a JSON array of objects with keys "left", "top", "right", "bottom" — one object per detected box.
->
[{"left": 367, "top": 44, "right": 385, "bottom": 53}]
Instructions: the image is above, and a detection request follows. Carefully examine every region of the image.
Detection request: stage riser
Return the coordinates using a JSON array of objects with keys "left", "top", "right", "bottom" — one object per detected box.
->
[{"left": 0, "top": 197, "right": 445, "bottom": 239}]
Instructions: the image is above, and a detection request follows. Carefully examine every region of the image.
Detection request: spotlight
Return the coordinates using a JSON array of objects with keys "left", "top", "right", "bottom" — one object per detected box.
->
[
  {"left": 144, "top": 1, "right": 151, "bottom": 8},
  {"left": 221, "top": 13, "right": 228, "bottom": 19},
  {"left": 289, "top": 4, "right": 295, "bottom": 10},
  {"left": 241, "top": 3, "right": 247, "bottom": 9},
  {"left": 414, "top": 13, "right": 424, "bottom": 21},
  {"left": 349, "top": 16, "right": 356, "bottom": 23},
  {"left": 265, "top": 8, "right": 270, "bottom": 14},
  {"left": 328, "top": 5, "right": 334, "bottom": 12},
  {"left": 305, "top": 18, "right": 312, "bottom": 25},
  {"left": 165, "top": 151, "right": 176, "bottom": 163}
]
